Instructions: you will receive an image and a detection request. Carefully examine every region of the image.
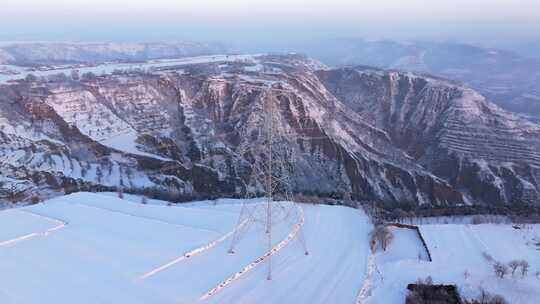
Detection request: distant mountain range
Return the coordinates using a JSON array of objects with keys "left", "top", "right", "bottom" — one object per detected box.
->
[
  {"left": 0, "top": 42, "right": 227, "bottom": 65},
  {"left": 3, "top": 39, "right": 537, "bottom": 122},
  {"left": 295, "top": 39, "right": 540, "bottom": 121}
]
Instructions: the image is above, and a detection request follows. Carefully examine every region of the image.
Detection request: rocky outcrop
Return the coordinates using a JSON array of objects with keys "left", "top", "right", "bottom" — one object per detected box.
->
[
  {"left": 1, "top": 54, "right": 539, "bottom": 206},
  {"left": 318, "top": 67, "right": 540, "bottom": 206}
]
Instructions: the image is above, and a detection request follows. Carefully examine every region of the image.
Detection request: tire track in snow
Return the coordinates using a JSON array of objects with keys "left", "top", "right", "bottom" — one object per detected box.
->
[
  {"left": 0, "top": 209, "right": 67, "bottom": 247},
  {"left": 136, "top": 218, "right": 249, "bottom": 281},
  {"left": 199, "top": 206, "right": 306, "bottom": 301}
]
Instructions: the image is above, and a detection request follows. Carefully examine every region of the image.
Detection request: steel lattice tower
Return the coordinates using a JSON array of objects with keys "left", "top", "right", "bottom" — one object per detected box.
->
[{"left": 228, "top": 89, "right": 309, "bottom": 281}]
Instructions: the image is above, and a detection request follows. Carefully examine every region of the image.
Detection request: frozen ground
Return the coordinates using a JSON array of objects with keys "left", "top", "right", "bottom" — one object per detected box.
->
[{"left": 0, "top": 192, "right": 371, "bottom": 304}]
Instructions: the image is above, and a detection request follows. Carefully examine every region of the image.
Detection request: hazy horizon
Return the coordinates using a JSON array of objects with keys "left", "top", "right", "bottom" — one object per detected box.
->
[{"left": 1, "top": 0, "right": 540, "bottom": 55}]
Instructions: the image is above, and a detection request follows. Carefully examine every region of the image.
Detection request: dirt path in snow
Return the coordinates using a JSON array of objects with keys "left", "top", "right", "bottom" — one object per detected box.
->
[
  {"left": 356, "top": 252, "right": 377, "bottom": 304},
  {"left": 199, "top": 206, "right": 306, "bottom": 301},
  {"left": 136, "top": 218, "right": 249, "bottom": 281}
]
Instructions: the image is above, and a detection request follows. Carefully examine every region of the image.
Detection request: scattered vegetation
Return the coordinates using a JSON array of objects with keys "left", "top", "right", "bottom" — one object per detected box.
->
[
  {"left": 507, "top": 259, "right": 529, "bottom": 278},
  {"left": 488, "top": 258, "right": 530, "bottom": 280},
  {"left": 30, "top": 196, "right": 41, "bottom": 205},
  {"left": 364, "top": 201, "right": 540, "bottom": 224},
  {"left": 370, "top": 225, "right": 394, "bottom": 252}
]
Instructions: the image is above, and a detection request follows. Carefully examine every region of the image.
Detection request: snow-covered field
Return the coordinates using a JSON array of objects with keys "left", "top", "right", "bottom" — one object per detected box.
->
[
  {"left": 0, "top": 54, "right": 260, "bottom": 84},
  {"left": 0, "top": 192, "right": 371, "bottom": 304},
  {"left": 365, "top": 222, "right": 540, "bottom": 304},
  {"left": 2, "top": 192, "right": 539, "bottom": 303}
]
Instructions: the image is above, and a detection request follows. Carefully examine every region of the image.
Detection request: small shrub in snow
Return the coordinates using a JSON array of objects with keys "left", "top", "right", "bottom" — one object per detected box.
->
[
  {"left": 464, "top": 288, "right": 508, "bottom": 304},
  {"left": 30, "top": 196, "right": 40, "bottom": 205},
  {"left": 493, "top": 262, "right": 508, "bottom": 279}
]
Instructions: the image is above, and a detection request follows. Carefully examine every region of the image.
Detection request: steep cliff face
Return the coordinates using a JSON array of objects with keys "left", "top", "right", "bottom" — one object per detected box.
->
[
  {"left": 0, "top": 81, "right": 234, "bottom": 203},
  {"left": 1, "top": 55, "right": 539, "bottom": 207},
  {"left": 317, "top": 67, "right": 540, "bottom": 205}
]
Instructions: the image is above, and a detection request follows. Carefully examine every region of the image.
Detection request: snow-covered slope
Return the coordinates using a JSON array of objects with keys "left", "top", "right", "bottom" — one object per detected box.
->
[
  {"left": 0, "top": 192, "right": 371, "bottom": 304},
  {"left": 364, "top": 222, "right": 540, "bottom": 303},
  {"left": 2, "top": 193, "right": 539, "bottom": 303}
]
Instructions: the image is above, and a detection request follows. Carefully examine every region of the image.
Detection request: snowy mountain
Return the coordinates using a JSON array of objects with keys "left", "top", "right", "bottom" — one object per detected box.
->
[
  {"left": 297, "top": 39, "right": 540, "bottom": 121},
  {"left": 0, "top": 54, "right": 539, "bottom": 207}
]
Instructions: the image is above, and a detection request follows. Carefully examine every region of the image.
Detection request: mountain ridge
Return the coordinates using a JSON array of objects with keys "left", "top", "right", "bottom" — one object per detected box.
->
[{"left": 0, "top": 54, "right": 538, "bottom": 207}]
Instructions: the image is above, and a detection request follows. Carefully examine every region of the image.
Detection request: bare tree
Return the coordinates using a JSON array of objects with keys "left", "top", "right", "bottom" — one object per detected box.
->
[
  {"left": 371, "top": 225, "right": 394, "bottom": 252},
  {"left": 508, "top": 260, "right": 520, "bottom": 276},
  {"left": 518, "top": 260, "right": 529, "bottom": 278},
  {"left": 493, "top": 262, "right": 509, "bottom": 279}
]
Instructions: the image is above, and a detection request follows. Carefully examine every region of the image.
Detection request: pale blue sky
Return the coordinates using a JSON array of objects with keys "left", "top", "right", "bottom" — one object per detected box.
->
[
  {"left": 3, "top": 0, "right": 539, "bottom": 20},
  {"left": 1, "top": 0, "right": 539, "bottom": 49}
]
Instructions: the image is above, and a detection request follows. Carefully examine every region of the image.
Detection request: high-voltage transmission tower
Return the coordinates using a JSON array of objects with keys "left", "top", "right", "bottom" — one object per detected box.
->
[{"left": 228, "top": 89, "right": 309, "bottom": 281}]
